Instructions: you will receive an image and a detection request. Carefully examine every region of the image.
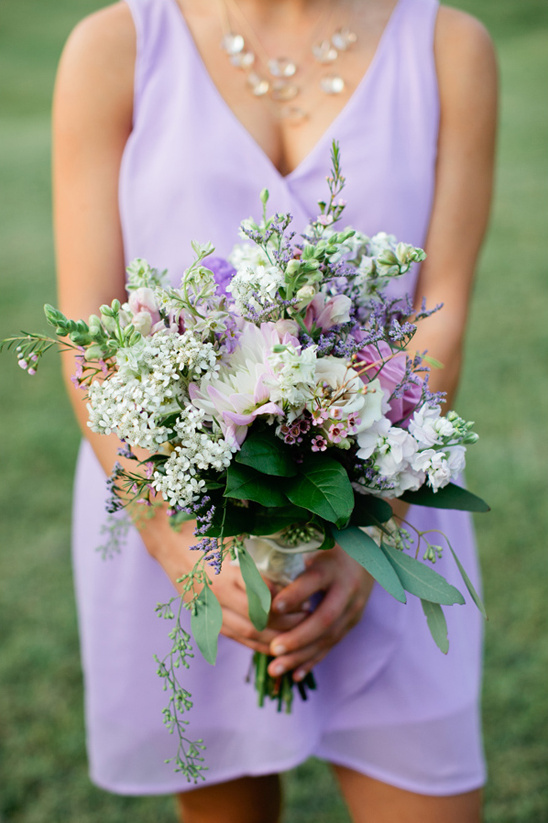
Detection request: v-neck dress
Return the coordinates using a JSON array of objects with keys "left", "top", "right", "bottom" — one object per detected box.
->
[{"left": 72, "top": 0, "right": 486, "bottom": 795}]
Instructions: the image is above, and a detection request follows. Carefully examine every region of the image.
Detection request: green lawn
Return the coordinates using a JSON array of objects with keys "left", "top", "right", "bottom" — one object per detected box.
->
[{"left": 1, "top": 1, "right": 547, "bottom": 821}]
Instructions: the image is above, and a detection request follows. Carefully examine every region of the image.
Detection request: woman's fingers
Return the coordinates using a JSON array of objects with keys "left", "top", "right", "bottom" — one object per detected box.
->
[
  {"left": 266, "top": 553, "right": 375, "bottom": 677},
  {"left": 270, "top": 557, "right": 331, "bottom": 615}
]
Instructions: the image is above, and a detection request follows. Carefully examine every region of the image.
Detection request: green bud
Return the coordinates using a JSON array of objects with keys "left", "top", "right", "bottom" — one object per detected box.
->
[
  {"left": 377, "top": 249, "right": 398, "bottom": 266},
  {"left": 44, "top": 304, "right": 69, "bottom": 333},
  {"left": 84, "top": 344, "right": 105, "bottom": 361},
  {"left": 100, "top": 303, "right": 115, "bottom": 318},
  {"left": 260, "top": 188, "right": 269, "bottom": 206},
  {"left": 69, "top": 330, "right": 93, "bottom": 346},
  {"left": 285, "top": 259, "right": 302, "bottom": 276}
]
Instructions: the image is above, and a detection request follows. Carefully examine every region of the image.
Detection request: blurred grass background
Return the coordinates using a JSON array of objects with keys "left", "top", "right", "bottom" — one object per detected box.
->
[{"left": 0, "top": 0, "right": 547, "bottom": 820}]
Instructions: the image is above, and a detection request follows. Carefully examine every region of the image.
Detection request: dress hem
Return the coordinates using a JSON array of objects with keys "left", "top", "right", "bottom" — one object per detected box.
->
[{"left": 90, "top": 752, "right": 487, "bottom": 798}]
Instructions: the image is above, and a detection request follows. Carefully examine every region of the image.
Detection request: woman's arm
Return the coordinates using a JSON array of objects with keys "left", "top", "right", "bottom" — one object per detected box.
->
[
  {"left": 267, "top": 7, "right": 498, "bottom": 681},
  {"left": 53, "top": 3, "right": 303, "bottom": 654},
  {"left": 411, "top": 6, "right": 498, "bottom": 408}
]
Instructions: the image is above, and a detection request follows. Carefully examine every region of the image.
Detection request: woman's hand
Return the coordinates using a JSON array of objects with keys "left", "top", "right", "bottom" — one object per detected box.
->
[
  {"left": 140, "top": 511, "right": 307, "bottom": 655},
  {"left": 266, "top": 545, "right": 375, "bottom": 681}
]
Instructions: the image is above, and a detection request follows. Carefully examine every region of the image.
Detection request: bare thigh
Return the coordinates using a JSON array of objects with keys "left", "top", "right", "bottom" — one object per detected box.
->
[
  {"left": 332, "top": 763, "right": 483, "bottom": 823},
  {"left": 175, "top": 773, "right": 282, "bottom": 823}
]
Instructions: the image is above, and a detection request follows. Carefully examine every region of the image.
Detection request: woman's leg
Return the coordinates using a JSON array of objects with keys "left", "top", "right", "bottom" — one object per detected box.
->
[
  {"left": 175, "top": 773, "right": 282, "bottom": 823},
  {"left": 332, "top": 763, "right": 482, "bottom": 823}
]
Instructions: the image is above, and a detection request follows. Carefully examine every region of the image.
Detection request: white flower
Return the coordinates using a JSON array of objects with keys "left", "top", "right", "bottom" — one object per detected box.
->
[
  {"left": 357, "top": 418, "right": 418, "bottom": 474},
  {"left": 189, "top": 321, "right": 290, "bottom": 448},
  {"left": 412, "top": 449, "right": 452, "bottom": 492},
  {"left": 313, "top": 359, "right": 384, "bottom": 433},
  {"left": 268, "top": 344, "right": 318, "bottom": 408},
  {"left": 446, "top": 445, "right": 466, "bottom": 475},
  {"left": 408, "top": 404, "right": 445, "bottom": 447}
]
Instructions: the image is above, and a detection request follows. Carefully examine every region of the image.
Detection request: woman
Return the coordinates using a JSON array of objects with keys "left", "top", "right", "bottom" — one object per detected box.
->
[{"left": 53, "top": 0, "right": 497, "bottom": 820}]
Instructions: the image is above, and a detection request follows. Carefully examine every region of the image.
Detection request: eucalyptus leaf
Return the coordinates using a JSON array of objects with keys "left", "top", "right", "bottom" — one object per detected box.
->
[
  {"left": 238, "top": 548, "right": 271, "bottom": 631},
  {"left": 401, "top": 482, "right": 490, "bottom": 512},
  {"left": 235, "top": 430, "right": 297, "bottom": 477},
  {"left": 191, "top": 584, "right": 223, "bottom": 664},
  {"left": 421, "top": 599, "right": 449, "bottom": 654},
  {"left": 225, "top": 464, "right": 287, "bottom": 507},
  {"left": 380, "top": 542, "right": 465, "bottom": 605},
  {"left": 332, "top": 526, "right": 406, "bottom": 603},
  {"left": 448, "top": 545, "right": 488, "bottom": 619},
  {"left": 286, "top": 457, "right": 353, "bottom": 527}
]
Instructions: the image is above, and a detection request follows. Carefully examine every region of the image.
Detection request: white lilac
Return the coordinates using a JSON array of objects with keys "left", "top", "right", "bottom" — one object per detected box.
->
[
  {"left": 152, "top": 433, "right": 234, "bottom": 509},
  {"left": 87, "top": 331, "right": 219, "bottom": 449},
  {"left": 87, "top": 373, "right": 178, "bottom": 449}
]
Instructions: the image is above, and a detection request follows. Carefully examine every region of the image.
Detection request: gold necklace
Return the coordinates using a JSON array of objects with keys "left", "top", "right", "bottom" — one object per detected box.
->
[{"left": 218, "top": 0, "right": 357, "bottom": 123}]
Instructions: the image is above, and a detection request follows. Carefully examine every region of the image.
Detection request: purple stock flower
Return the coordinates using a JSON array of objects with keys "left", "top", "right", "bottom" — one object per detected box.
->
[{"left": 207, "top": 257, "right": 236, "bottom": 296}]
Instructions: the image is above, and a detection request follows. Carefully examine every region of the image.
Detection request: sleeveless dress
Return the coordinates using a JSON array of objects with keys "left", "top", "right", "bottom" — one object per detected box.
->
[{"left": 72, "top": 0, "right": 486, "bottom": 796}]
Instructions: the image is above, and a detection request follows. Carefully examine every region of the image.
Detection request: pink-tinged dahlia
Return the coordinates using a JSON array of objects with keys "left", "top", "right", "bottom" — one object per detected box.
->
[{"left": 188, "top": 321, "right": 297, "bottom": 449}]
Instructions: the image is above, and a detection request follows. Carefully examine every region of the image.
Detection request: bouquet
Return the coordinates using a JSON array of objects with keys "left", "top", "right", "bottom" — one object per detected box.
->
[{"left": 2, "top": 144, "right": 488, "bottom": 782}]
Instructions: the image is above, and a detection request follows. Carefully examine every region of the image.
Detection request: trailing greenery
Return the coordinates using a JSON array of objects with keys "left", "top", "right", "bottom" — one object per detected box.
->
[{"left": 0, "top": 1, "right": 547, "bottom": 821}]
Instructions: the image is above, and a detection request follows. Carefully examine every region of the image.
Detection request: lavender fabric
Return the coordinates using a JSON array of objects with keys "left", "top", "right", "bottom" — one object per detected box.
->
[{"left": 72, "top": 0, "right": 486, "bottom": 795}]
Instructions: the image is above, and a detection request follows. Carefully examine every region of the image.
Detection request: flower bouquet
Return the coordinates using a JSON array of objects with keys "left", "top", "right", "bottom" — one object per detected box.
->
[{"left": 2, "top": 143, "right": 488, "bottom": 781}]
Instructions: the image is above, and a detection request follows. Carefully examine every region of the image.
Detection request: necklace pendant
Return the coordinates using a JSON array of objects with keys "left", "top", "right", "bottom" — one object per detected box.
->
[
  {"left": 221, "top": 32, "right": 245, "bottom": 56},
  {"left": 320, "top": 74, "right": 345, "bottom": 95},
  {"left": 270, "top": 79, "right": 300, "bottom": 102},
  {"left": 230, "top": 50, "right": 255, "bottom": 69},
  {"left": 268, "top": 58, "right": 297, "bottom": 79},
  {"left": 331, "top": 28, "right": 358, "bottom": 52},
  {"left": 247, "top": 72, "right": 270, "bottom": 97},
  {"left": 312, "top": 40, "right": 338, "bottom": 64}
]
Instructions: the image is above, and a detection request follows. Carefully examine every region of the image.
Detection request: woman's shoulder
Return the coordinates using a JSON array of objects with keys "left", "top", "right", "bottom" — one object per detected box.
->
[
  {"left": 435, "top": 6, "right": 497, "bottom": 77},
  {"left": 54, "top": 3, "right": 136, "bottom": 133},
  {"left": 63, "top": 2, "right": 136, "bottom": 58},
  {"left": 434, "top": 6, "right": 498, "bottom": 111}
]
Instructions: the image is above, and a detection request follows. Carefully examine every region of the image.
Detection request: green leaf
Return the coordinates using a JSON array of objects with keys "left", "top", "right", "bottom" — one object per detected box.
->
[
  {"left": 225, "top": 464, "right": 287, "bottom": 507},
  {"left": 380, "top": 542, "right": 465, "bottom": 605},
  {"left": 191, "top": 583, "right": 223, "bottom": 664},
  {"left": 235, "top": 430, "right": 298, "bottom": 477},
  {"left": 202, "top": 500, "right": 253, "bottom": 538},
  {"left": 421, "top": 600, "right": 449, "bottom": 654},
  {"left": 316, "top": 525, "right": 336, "bottom": 551},
  {"left": 401, "top": 482, "right": 490, "bottom": 512},
  {"left": 349, "top": 493, "right": 393, "bottom": 526},
  {"left": 238, "top": 548, "right": 271, "bottom": 631},
  {"left": 332, "top": 526, "right": 407, "bottom": 603},
  {"left": 286, "top": 456, "right": 353, "bottom": 528},
  {"left": 251, "top": 505, "right": 310, "bottom": 536},
  {"left": 448, "top": 545, "right": 488, "bottom": 619}
]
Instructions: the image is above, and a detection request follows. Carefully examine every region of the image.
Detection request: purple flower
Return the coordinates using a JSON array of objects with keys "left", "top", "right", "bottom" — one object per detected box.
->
[{"left": 207, "top": 257, "right": 236, "bottom": 296}]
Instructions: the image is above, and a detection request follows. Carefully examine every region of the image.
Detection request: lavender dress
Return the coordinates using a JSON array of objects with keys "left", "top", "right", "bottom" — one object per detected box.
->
[{"left": 72, "top": 0, "right": 486, "bottom": 795}]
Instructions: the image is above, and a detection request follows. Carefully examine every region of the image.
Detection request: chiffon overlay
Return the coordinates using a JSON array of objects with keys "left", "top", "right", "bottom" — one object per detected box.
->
[{"left": 72, "top": 0, "right": 486, "bottom": 795}]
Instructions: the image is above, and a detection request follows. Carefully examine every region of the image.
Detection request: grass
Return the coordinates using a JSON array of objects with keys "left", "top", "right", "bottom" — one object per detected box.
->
[{"left": 1, "top": 1, "right": 547, "bottom": 821}]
